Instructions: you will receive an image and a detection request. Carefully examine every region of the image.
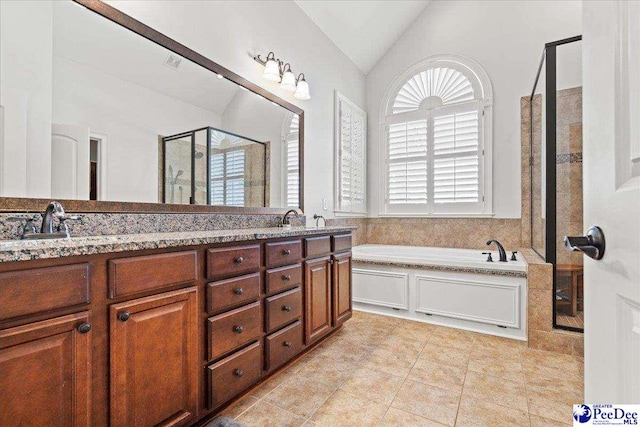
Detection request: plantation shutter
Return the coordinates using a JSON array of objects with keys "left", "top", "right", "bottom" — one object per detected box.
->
[
  {"left": 432, "top": 103, "right": 482, "bottom": 211},
  {"left": 387, "top": 118, "right": 429, "bottom": 209},
  {"left": 210, "top": 149, "right": 245, "bottom": 206},
  {"left": 286, "top": 134, "right": 299, "bottom": 207},
  {"left": 335, "top": 93, "right": 367, "bottom": 214},
  {"left": 225, "top": 150, "right": 245, "bottom": 206}
]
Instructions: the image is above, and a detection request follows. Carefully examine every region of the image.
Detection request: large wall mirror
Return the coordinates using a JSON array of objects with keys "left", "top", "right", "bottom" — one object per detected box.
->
[{"left": 0, "top": 0, "right": 303, "bottom": 213}]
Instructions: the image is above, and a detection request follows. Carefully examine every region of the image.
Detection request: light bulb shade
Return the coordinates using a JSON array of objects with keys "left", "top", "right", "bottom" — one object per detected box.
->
[
  {"left": 263, "top": 59, "right": 281, "bottom": 82},
  {"left": 280, "top": 70, "right": 297, "bottom": 92},
  {"left": 294, "top": 78, "right": 310, "bottom": 100}
]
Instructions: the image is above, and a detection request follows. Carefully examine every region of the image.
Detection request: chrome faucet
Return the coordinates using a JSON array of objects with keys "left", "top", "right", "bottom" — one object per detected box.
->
[
  {"left": 486, "top": 239, "right": 507, "bottom": 262},
  {"left": 41, "top": 201, "right": 66, "bottom": 234},
  {"left": 281, "top": 209, "right": 299, "bottom": 227},
  {"left": 6, "top": 201, "right": 80, "bottom": 240}
]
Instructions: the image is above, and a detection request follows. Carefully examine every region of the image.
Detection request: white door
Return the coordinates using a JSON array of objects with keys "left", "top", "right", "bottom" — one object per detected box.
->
[
  {"left": 583, "top": 1, "right": 640, "bottom": 403},
  {"left": 51, "top": 124, "right": 90, "bottom": 200}
]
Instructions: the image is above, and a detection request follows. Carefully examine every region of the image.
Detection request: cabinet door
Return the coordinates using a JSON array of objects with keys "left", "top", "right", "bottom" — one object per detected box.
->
[
  {"left": 0, "top": 312, "right": 92, "bottom": 427},
  {"left": 332, "top": 252, "right": 353, "bottom": 327},
  {"left": 110, "top": 287, "right": 198, "bottom": 427},
  {"left": 304, "top": 257, "right": 332, "bottom": 344}
]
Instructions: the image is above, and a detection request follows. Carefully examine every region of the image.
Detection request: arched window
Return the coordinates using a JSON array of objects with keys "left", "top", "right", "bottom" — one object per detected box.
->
[{"left": 381, "top": 55, "right": 493, "bottom": 215}]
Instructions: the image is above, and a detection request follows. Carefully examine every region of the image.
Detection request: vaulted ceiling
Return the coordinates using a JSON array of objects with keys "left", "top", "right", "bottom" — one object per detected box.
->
[{"left": 294, "top": 0, "right": 431, "bottom": 75}]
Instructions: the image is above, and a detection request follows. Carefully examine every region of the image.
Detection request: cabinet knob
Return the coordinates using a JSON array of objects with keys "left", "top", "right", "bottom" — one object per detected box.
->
[
  {"left": 283, "top": 341, "right": 292, "bottom": 348},
  {"left": 77, "top": 322, "right": 92, "bottom": 334},
  {"left": 235, "top": 256, "right": 244, "bottom": 264},
  {"left": 234, "top": 287, "right": 244, "bottom": 295},
  {"left": 282, "top": 305, "right": 292, "bottom": 312},
  {"left": 282, "top": 275, "right": 291, "bottom": 281},
  {"left": 282, "top": 249, "right": 291, "bottom": 255},
  {"left": 234, "top": 369, "right": 244, "bottom": 377},
  {"left": 118, "top": 311, "right": 130, "bottom": 322},
  {"left": 233, "top": 325, "right": 244, "bottom": 334}
]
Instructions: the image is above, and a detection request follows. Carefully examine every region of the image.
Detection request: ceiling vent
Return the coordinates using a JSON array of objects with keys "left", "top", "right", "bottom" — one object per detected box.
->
[{"left": 164, "top": 54, "right": 182, "bottom": 70}]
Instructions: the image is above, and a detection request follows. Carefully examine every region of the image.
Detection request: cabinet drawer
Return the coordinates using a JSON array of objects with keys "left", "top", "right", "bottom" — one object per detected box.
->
[
  {"left": 265, "top": 320, "right": 303, "bottom": 372},
  {"left": 206, "top": 273, "right": 260, "bottom": 314},
  {"left": 207, "top": 301, "right": 261, "bottom": 361},
  {"left": 265, "top": 287, "right": 302, "bottom": 333},
  {"left": 304, "top": 236, "right": 331, "bottom": 258},
  {"left": 0, "top": 264, "right": 90, "bottom": 321},
  {"left": 265, "top": 240, "right": 302, "bottom": 268},
  {"left": 207, "top": 341, "right": 262, "bottom": 409},
  {"left": 207, "top": 245, "right": 261, "bottom": 279},
  {"left": 108, "top": 251, "right": 197, "bottom": 298},
  {"left": 332, "top": 234, "right": 352, "bottom": 253},
  {"left": 265, "top": 264, "right": 302, "bottom": 295}
]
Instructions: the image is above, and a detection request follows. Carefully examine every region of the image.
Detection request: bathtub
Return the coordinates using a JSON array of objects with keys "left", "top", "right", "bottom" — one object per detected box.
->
[{"left": 351, "top": 244, "right": 528, "bottom": 340}]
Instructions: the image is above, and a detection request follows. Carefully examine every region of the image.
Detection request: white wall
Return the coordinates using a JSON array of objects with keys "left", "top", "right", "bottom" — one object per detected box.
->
[
  {"left": 53, "top": 57, "right": 222, "bottom": 203},
  {"left": 366, "top": 0, "right": 582, "bottom": 218},
  {"left": 106, "top": 0, "right": 367, "bottom": 219},
  {"left": 0, "top": 1, "right": 53, "bottom": 198}
]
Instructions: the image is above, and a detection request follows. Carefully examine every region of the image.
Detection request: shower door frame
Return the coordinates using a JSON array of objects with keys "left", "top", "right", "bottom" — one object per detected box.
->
[
  {"left": 162, "top": 126, "right": 269, "bottom": 207},
  {"left": 529, "top": 35, "right": 583, "bottom": 333}
]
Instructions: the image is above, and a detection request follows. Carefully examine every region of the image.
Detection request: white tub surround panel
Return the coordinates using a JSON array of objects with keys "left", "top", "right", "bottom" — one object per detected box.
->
[{"left": 352, "top": 245, "right": 527, "bottom": 340}]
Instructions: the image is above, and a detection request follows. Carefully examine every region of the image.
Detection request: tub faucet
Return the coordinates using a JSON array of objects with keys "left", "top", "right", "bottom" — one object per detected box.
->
[{"left": 486, "top": 239, "right": 507, "bottom": 262}]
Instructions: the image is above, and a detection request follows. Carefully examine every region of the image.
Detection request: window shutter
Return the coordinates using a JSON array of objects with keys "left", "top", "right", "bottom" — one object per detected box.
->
[
  {"left": 433, "top": 110, "right": 480, "bottom": 204},
  {"left": 286, "top": 134, "right": 299, "bottom": 207},
  {"left": 335, "top": 93, "right": 367, "bottom": 214},
  {"left": 387, "top": 119, "right": 428, "bottom": 205},
  {"left": 210, "top": 153, "right": 224, "bottom": 205},
  {"left": 209, "top": 150, "right": 245, "bottom": 206},
  {"left": 225, "top": 150, "right": 245, "bottom": 206}
]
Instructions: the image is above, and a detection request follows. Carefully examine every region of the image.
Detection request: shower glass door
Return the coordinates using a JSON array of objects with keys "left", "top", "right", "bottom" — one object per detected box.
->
[{"left": 554, "top": 40, "right": 583, "bottom": 330}]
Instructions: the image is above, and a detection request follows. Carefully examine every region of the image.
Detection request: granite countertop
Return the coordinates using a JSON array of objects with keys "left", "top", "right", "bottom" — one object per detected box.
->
[
  {"left": 351, "top": 258, "right": 527, "bottom": 277},
  {"left": 0, "top": 226, "right": 356, "bottom": 263}
]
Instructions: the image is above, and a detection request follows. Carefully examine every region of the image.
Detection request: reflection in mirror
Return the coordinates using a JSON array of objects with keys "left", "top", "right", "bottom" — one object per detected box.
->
[{"left": 0, "top": 0, "right": 301, "bottom": 209}]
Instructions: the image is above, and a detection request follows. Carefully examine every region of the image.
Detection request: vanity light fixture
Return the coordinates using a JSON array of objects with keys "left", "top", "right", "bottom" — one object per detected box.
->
[
  {"left": 254, "top": 51, "right": 311, "bottom": 100},
  {"left": 294, "top": 73, "right": 310, "bottom": 100}
]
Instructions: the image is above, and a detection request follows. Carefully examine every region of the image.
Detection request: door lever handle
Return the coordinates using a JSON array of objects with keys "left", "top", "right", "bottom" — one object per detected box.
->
[{"left": 564, "top": 226, "right": 605, "bottom": 260}]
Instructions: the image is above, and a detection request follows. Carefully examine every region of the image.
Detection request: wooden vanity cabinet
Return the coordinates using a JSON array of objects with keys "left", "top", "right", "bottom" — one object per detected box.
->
[
  {"left": 304, "top": 235, "right": 353, "bottom": 344},
  {"left": 332, "top": 251, "right": 353, "bottom": 327},
  {"left": 304, "top": 256, "right": 333, "bottom": 344},
  {"left": 0, "top": 230, "right": 353, "bottom": 427},
  {"left": 110, "top": 287, "right": 198, "bottom": 427},
  {"left": 0, "top": 311, "right": 92, "bottom": 427}
]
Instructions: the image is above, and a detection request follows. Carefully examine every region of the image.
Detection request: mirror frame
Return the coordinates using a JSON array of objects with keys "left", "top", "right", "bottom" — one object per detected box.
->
[{"left": 0, "top": 0, "right": 304, "bottom": 214}]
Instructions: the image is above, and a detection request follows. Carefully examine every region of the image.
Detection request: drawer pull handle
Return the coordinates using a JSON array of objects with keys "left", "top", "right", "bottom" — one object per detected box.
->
[
  {"left": 235, "top": 256, "right": 244, "bottom": 264},
  {"left": 282, "top": 249, "right": 291, "bottom": 255},
  {"left": 234, "top": 287, "right": 244, "bottom": 295},
  {"left": 77, "top": 322, "right": 92, "bottom": 334},
  {"left": 234, "top": 369, "right": 244, "bottom": 378},
  {"left": 118, "top": 312, "right": 130, "bottom": 322},
  {"left": 283, "top": 305, "right": 292, "bottom": 312},
  {"left": 282, "top": 275, "right": 291, "bottom": 281},
  {"left": 283, "top": 341, "right": 292, "bottom": 348},
  {"left": 233, "top": 325, "right": 244, "bottom": 334}
]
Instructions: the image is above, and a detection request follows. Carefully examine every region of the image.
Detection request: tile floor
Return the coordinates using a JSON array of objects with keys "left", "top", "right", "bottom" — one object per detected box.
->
[{"left": 222, "top": 311, "right": 584, "bottom": 427}]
